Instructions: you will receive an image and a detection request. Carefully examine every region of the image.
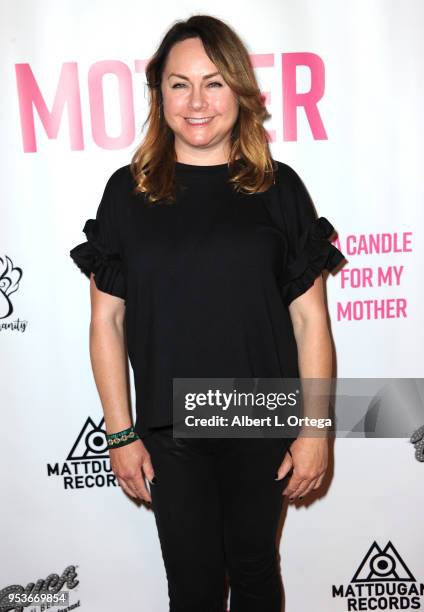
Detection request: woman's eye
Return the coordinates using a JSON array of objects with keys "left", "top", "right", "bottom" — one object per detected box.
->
[{"left": 171, "top": 81, "right": 223, "bottom": 89}]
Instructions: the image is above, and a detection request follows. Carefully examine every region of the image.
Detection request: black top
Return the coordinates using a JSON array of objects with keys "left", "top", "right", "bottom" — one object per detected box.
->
[{"left": 70, "top": 159, "right": 345, "bottom": 438}]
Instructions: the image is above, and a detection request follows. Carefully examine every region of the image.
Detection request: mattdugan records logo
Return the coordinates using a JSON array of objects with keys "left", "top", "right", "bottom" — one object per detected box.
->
[
  {"left": 332, "top": 541, "right": 423, "bottom": 610},
  {"left": 0, "top": 255, "right": 27, "bottom": 332},
  {"left": 47, "top": 417, "right": 118, "bottom": 490}
]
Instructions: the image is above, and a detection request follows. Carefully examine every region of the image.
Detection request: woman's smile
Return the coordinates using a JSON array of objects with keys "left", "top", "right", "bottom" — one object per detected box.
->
[{"left": 184, "top": 116, "right": 215, "bottom": 126}]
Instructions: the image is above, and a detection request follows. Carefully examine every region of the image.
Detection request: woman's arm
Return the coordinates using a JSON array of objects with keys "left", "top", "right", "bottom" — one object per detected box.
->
[
  {"left": 89, "top": 273, "right": 155, "bottom": 503},
  {"left": 89, "top": 273, "right": 132, "bottom": 434},
  {"left": 290, "top": 277, "right": 332, "bottom": 378},
  {"left": 275, "top": 274, "right": 331, "bottom": 501}
]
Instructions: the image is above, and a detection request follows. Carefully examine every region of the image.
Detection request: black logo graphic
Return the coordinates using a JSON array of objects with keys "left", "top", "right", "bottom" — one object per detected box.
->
[
  {"left": 0, "top": 255, "right": 22, "bottom": 319},
  {"left": 0, "top": 255, "right": 27, "bottom": 332},
  {"left": 352, "top": 541, "right": 415, "bottom": 582},
  {"left": 67, "top": 416, "right": 109, "bottom": 460},
  {"left": 47, "top": 417, "right": 117, "bottom": 490},
  {"left": 332, "top": 540, "right": 423, "bottom": 610}
]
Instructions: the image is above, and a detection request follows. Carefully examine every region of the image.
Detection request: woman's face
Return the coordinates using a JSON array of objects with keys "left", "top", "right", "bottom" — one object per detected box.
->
[{"left": 161, "top": 37, "right": 239, "bottom": 163}]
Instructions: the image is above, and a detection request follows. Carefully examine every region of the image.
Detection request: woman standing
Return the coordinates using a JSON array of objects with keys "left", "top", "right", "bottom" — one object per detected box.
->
[{"left": 70, "top": 15, "right": 345, "bottom": 612}]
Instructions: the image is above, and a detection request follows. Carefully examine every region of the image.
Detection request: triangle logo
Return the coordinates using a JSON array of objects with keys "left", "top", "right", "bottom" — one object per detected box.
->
[
  {"left": 352, "top": 541, "right": 416, "bottom": 583},
  {"left": 66, "top": 417, "right": 109, "bottom": 460}
]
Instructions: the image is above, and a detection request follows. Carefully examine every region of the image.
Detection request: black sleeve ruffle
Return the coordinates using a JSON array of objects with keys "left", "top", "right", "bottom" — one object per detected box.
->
[
  {"left": 70, "top": 218, "right": 126, "bottom": 300},
  {"left": 280, "top": 215, "right": 345, "bottom": 306}
]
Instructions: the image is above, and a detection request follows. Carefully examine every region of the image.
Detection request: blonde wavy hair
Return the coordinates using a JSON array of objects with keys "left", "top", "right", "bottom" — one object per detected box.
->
[{"left": 130, "top": 14, "right": 277, "bottom": 204}]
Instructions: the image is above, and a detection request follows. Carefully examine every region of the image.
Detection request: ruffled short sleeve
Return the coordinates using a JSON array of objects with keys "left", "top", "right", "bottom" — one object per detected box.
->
[
  {"left": 276, "top": 162, "right": 346, "bottom": 307},
  {"left": 69, "top": 171, "right": 126, "bottom": 300}
]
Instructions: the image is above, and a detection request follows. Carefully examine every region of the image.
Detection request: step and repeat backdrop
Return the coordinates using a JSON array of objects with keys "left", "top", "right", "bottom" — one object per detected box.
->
[{"left": 1, "top": 1, "right": 423, "bottom": 610}]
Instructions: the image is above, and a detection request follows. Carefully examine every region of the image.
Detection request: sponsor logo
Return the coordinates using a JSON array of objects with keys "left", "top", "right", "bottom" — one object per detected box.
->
[
  {"left": 0, "top": 565, "right": 79, "bottom": 612},
  {"left": 47, "top": 417, "right": 118, "bottom": 490},
  {"left": 0, "top": 256, "right": 27, "bottom": 332},
  {"left": 332, "top": 541, "right": 423, "bottom": 610}
]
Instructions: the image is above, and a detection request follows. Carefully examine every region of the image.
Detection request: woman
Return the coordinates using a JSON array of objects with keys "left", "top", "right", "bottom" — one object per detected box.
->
[{"left": 70, "top": 14, "right": 345, "bottom": 612}]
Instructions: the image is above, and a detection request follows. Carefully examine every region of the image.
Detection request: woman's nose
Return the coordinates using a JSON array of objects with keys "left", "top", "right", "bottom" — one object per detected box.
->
[{"left": 188, "top": 86, "right": 208, "bottom": 110}]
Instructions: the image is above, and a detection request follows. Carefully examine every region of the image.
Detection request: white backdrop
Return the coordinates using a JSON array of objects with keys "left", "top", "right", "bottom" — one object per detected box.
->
[{"left": 1, "top": 1, "right": 423, "bottom": 610}]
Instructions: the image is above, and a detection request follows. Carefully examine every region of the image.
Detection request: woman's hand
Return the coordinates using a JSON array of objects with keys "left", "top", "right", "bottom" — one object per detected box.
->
[
  {"left": 276, "top": 437, "right": 328, "bottom": 502},
  {"left": 109, "top": 439, "right": 156, "bottom": 503}
]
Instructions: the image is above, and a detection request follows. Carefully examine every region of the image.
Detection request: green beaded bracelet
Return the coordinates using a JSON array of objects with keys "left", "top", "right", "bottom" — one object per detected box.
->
[{"left": 106, "top": 425, "right": 140, "bottom": 449}]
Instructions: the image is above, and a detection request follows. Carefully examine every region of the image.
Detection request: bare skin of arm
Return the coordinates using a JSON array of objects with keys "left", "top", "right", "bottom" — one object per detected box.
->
[
  {"left": 89, "top": 272, "right": 155, "bottom": 503},
  {"left": 275, "top": 274, "right": 331, "bottom": 501}
]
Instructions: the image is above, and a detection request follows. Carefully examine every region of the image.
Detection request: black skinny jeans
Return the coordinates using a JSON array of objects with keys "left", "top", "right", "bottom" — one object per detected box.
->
[{"left": 142, "top": 426, "right": 293, "bottom": 612}]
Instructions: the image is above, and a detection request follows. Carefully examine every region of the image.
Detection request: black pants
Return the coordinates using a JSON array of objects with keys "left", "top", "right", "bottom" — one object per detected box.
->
[{"left": 142, "top": 426, "right": 293, "bottom": 612}]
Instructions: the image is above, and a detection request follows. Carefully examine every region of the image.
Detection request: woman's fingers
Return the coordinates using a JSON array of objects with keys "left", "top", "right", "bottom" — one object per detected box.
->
[
  {"left": 109, "top": 441, "right": 154, "bottom": 503},
  {"left": 284, "top": 470, "right": 326, "bottom": 500},
  {"left": 127, "top": 472, "right": 152, "bottom": 503},
  {"left": 282, "top": 437, "right": 328, "bottom": 500},
  {"left": 117, "top": 470, "right": 152, "bottom": 502},
  {"left": 282, "top": 473, "right": 308, "bottom": 498},
  {"left": 275, "top": 449, "right": 293, "bottom": 480},
  {"left": 117, "top": 477, "right": 139, "bottom": 499},
  {"left": 142, "top": 455, "right": 156, "bottom": 485},
  {"left": 312, "top": 473, "right": 325, "bottom": 490},
  {"left": 289, "top": 477, "right": 319, "bottom": 500}
]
